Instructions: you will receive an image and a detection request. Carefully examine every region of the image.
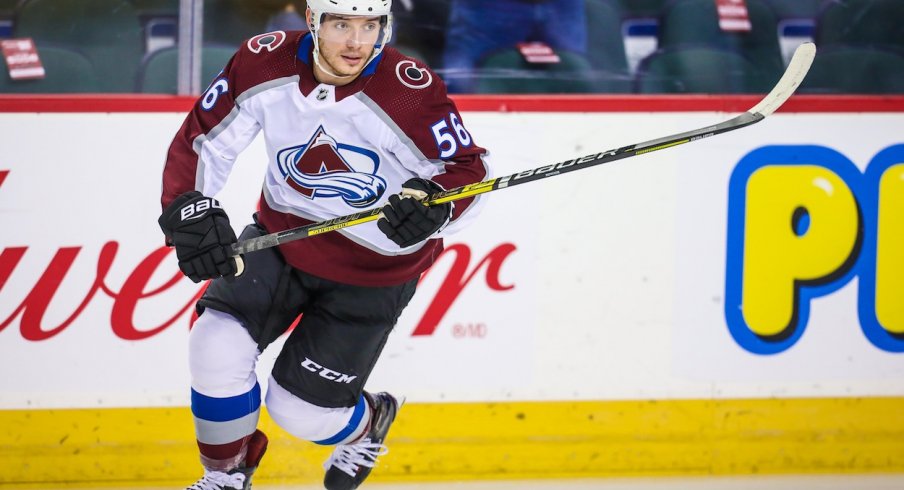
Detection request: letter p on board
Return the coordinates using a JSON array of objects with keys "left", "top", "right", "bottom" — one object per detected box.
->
[
  {"left": 726, "top": 146, "right": 864, "bottom": 354},
  {"left": 743, "top": 165, "right": 858, "bottom": 334}
]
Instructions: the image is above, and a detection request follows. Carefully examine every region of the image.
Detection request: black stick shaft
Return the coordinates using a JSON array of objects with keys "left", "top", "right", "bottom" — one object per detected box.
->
[
  {"left": 230, "top": 42, "right": 817, "bottom": 257},
  {"left": 231, "top": 112, "right": 762, "bottom": 257}
]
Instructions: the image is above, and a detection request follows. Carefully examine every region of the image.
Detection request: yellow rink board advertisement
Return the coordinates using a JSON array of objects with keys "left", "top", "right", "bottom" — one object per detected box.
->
[{"left": 0, "top": 103, "right": 903, "bottom": 486}]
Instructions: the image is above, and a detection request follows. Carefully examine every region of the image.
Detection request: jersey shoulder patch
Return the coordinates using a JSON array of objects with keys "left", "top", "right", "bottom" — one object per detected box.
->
[
  {"left": 394, "top": 58, "right": 434, "bottom": 90},
  {"left": 228, "top": 30, "right": 305, "bottom": 96},
  {"left": 377, "top": 47, "right": 437, "bottom": 92},
  {"left": 364, "top": 48, "right": 467, "bottom": 160},
  {"left": 246, "top": 31, "right": 288, "bottom": 54}
]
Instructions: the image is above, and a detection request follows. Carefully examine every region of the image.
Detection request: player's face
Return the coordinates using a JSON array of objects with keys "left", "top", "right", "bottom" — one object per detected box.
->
[{"left": 316, "top": 14, "right": 381, "bottom": 79}]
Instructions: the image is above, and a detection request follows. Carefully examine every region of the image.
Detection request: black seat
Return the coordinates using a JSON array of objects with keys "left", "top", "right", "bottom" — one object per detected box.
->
[
  {"left": 634, "top": 45, "right": 771, "bottom": 94},
  {"left": 0, "top": 44, "right": 102, "bottom": 93},
  {"left": 203, "top": 0, "right": 273, "bottom": 48},
  {"left": 135, "top": 44, "right": 236, "bottom": 93},
  {"left": 584, "top": 0, "right": 632, "bottom": 92},
  {"left": 657, "top": 0, "right": 785, "bottom": 81},
  {"left": 763, "top": 0, "right": 821, "bottom": 20},
  {"left": 391, "top": 0, "right": 450, "bottom": 67},
  {"left": 619, "top": 0, "right": 667, "bottom": 18},
  {"left": 14, "top": 0, "right": 144, "bottom": 92},
  {"left": 799, "top": 45, "right": 904, "bottom": 94},
  {"left": 476, "top": 48, "right": 600, "bottom": 94},
  {"left": 815, "top": 0, "right": 904, "bottom": 52}
]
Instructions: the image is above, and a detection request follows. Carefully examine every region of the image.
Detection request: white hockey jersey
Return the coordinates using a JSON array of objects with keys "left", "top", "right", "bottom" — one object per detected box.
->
[{"left": 162, "top": 31, "right": 490, "bottom": 286}]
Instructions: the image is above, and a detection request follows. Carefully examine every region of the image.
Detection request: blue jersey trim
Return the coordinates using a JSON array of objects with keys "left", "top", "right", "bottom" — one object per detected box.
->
[
  {"left": 298, "top": 33, "right": 313, "bottom": 65},
  {"left": 362, "top": 49, "right": 384, "bottom": 77}
]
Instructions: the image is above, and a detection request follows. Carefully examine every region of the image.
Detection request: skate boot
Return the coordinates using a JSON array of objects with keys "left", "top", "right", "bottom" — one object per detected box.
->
[
  {"left": 323, "top": 392, "right": 403, "bottom": 490},
  {"left": 187, "top": 429, "right": 268, "bottom": 490}
]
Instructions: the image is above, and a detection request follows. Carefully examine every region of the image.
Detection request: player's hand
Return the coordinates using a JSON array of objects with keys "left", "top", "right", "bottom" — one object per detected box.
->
[
  {"left": 158, "top": 191, "right": 238, "bottom": 283},
  {"left": 378, "top": 178, "right": 451, "bottom": 248}
]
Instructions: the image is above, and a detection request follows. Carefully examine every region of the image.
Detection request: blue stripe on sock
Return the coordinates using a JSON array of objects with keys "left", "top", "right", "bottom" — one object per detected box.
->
[
  {"left": 314, "top": 395, "right": 367, "bottom": 445},
  {"left": 191, "top": 382, "right": 261, "bottom": 423}
]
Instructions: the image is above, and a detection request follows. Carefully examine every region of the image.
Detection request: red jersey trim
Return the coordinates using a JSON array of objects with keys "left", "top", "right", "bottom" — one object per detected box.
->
[{"left": 1, "top": 95, "right": 903, "bottom": 113}]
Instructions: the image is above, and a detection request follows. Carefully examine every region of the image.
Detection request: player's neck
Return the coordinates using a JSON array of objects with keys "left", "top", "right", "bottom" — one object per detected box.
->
[{"left": 313, "top": 63, "right": 358, "bottom": 87}]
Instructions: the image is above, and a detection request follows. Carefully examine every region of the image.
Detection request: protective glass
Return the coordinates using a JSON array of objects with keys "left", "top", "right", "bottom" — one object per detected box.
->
[{"left": 316, "top": 14, "right": 389, "bottom": 46}]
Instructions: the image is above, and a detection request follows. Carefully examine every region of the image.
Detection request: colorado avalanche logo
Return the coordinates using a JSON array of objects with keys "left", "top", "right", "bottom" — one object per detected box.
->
[
  {"left": 395, "top": 60, "right": 433, "bottom": 89},
  {"left": 247, "top": 31, "right": 286, "bottom": 54},
  {"left": 277, "top": 126, "right": 386, "bottom": 208}
]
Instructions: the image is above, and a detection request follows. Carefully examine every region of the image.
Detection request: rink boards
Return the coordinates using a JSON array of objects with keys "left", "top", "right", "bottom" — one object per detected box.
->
[{"left": 0, "top": 95, "right": 903, "bottom": 486}]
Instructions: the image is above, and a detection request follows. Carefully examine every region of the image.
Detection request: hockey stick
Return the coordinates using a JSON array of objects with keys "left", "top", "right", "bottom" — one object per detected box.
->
[{"left": 231, "top": 42, "right": 816, "bottom": 257}]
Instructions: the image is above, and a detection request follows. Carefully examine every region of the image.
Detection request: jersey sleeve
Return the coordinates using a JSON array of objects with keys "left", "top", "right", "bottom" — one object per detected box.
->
[
  {"left": 424, "top": 95, "right": 489, "bottom": 218},
  {"left": 160, "top": 47, "right": 262, "bottom": 210},
  {"left": 394, "top": 65, "right": 491, "bottom": 231}
]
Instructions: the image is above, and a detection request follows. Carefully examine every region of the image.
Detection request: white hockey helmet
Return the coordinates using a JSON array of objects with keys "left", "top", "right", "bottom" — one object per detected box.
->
[
  {"left": 307, "top": 0, "right": 392, "bottom": 18},
  {"left": 307, "top": 0, "right": 393, "bottom": 77}
]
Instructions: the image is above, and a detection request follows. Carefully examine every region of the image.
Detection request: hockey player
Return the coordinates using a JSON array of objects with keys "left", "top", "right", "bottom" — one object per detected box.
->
[{"left": 157, "top": 1, "right": 490, "bottom": 489}]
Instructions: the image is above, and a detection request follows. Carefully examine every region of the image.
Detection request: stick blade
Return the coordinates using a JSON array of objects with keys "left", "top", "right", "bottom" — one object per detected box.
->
[{"left": 748, "top": 42, "right": 816, "bottom": 117}]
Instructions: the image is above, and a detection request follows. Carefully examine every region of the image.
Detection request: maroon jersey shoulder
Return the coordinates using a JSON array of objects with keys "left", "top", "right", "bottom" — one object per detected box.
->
[
  {"left": 363, "top": 47, "right": 469, "bottom": 160},
  {"left": 229, "top": 30, "right": 307, "bottom": 96}
]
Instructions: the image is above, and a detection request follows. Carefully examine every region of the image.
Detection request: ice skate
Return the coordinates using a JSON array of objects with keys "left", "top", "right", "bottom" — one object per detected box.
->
[
  {"left": 186, "top": 470, "right": 246, "bottom": 490},
  {"left": 323, "top": 392, "right": 403, "bottom": 490},
  {"left": 187, "top": 429, "right": 268, "bottom": 490}
]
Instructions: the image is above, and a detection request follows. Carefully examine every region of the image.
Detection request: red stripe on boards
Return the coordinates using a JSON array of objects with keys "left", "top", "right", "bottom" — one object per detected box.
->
[{"left": 1, "top": 95, "right": 903, "bottom": 113}]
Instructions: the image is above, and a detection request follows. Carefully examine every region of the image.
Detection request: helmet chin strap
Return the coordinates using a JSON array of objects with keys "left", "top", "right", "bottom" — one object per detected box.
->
[{"left": 312, "top": 42, "right": 355, "bottom": 81}]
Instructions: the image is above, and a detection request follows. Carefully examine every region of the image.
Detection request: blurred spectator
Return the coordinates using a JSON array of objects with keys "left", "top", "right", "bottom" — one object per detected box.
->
[
  {"left": 204, "top": 0, "right": 282, "bottom": 46},
  {"left": 390, "top": 0, "right": 450, "bottom": 67},
  {"left": 265, "top": 0, "right": 308, "bottom": 32},
  {"left": 441, "top": 0, "right": 588, "bottom": 93}
]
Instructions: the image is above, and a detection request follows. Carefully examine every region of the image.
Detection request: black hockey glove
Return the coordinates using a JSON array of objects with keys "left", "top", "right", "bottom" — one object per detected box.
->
[
  {"left": 158, "top": 191, "right": 238, "bottom": 283},
  {"left": 378, "top": 178, "right": 451, "bottom": 248}
]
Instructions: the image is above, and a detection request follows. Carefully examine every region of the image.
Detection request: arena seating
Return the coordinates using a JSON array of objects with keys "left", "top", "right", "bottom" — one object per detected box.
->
[
  {"left": 13, "top": 0, "right": 143, "bottom": 93},
  {"left": 634, "top": 45, "right": 771, "bottom": 94}
]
